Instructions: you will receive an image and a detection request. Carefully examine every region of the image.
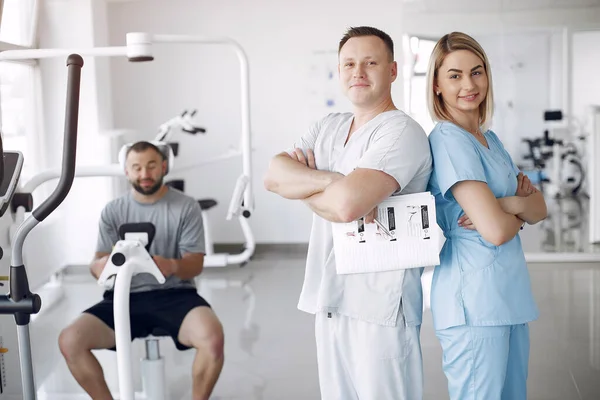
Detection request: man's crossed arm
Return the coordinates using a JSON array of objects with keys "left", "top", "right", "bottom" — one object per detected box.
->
[
  {"left": 264, "top": 148, "right": 399, "bottom": 223},
  {"left": 263, "top": 149, "right": 342, "bottom": 200}
]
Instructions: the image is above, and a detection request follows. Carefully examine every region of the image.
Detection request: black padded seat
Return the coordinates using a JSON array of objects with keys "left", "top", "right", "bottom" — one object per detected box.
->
[
  {"left": 148, "top": 327, "right": 170, "bottom": 337},
  {"left": 198, "top": 199, "right": 218, "bottom": 211}
]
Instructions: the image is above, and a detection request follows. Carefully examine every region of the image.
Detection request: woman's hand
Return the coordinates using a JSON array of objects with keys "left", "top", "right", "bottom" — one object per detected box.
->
[
  {"left": 458, "top": 214, "right": 476, "bottom": 230},
  {"left": 515, "top": 172, "right": 536, "bottom": 197}
]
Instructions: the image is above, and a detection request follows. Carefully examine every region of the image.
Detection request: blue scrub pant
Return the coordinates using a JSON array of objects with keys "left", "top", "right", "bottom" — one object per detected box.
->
[{"left": 435, "top": 323, "right": 530, "bottom": 400}]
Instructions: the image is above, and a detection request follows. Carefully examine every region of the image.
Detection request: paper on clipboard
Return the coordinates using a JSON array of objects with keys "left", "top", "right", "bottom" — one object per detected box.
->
[{"left": 332, "top": 192, "right": 440, "bottom": 274}]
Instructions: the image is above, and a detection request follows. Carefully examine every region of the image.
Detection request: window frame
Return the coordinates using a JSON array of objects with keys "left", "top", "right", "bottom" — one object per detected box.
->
[
  {"left": 404, "top": 34, "right": 439, "bottom": 134},
  {"left": 0, "top": 0, "right": 40, "bottom": 48},
  {"left": 0, "top": 0, "right": 44, "bottom": 184}
]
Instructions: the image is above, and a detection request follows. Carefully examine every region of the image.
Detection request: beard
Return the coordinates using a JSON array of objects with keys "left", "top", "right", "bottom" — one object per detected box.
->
[{"left": 131, "top": 176, "right": 164, "bottom": 195}]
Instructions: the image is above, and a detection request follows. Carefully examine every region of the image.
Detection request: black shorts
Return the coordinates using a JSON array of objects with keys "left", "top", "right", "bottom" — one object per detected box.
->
[{"left": 83, "top": 288, "right": 211, "bottom": 351}]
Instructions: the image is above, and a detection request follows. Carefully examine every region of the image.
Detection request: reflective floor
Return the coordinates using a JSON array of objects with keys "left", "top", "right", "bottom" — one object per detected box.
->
[{"left": 24, "top": 257, "right": 600, "bottom": 399}]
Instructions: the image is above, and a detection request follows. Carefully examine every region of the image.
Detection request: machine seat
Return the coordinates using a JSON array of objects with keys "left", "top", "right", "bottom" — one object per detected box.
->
[
  {"left": 150, "top": 327, "right": 170, "bottom": 337},
  {"left": 198, "top": 199, "right": 218, "bottom": 211},
  {"left": 140, "top": 327, "right": 170, "bottom": 339}
]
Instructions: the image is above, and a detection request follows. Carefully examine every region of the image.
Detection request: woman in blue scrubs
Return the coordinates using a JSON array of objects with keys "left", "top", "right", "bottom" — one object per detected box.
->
[{"left": 425, "top": 32, "right": 548, "bottom": 400}]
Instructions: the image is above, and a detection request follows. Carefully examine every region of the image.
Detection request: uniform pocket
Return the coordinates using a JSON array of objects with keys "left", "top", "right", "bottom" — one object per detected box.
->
[
  {"left": 340, "top": 270, "right": 405, "bottom": 326},
  {"left": 349, "top": 302, "right": 410, "bottom": 360},
  {"left": 461, "top": 237, "right": 533, "bottom": 325},
  {"left": 456, "top": 236, "right": 498, "bottom": 275}
]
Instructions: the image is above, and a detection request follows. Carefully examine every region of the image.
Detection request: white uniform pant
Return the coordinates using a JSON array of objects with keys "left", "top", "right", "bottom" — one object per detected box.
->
[{"left": 315, "top": 311, "right": 423, "bottom": 400}]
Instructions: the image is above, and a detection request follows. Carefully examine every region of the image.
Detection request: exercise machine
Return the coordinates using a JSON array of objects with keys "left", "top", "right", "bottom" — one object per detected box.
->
[
  {"left": 95, "top": 221, "right": 255, "bottom": 400},
  {"left": 114, "top": 115, "right": 255, "bottom": 267},
  {"left": 539, "top": 196, "right": 586, "bottom": 253},
  {"left": 15, "top": 113, "right": 255, "bottom": 270},
  {"left": 3, "top": 32, "right": 256, "bottom": 274},
  {"left": 0, "top": 151, "right": 25, "bottom": 399},
  {"left": 144, "top": 108, "right": 255, "bottom": 267},
  {"left": 0, "top": 54, "right": 83, "bottom": 400},
  {"left": 98, "top": 222, "right": 168, "bottom": 400},
  {"left": 156, "top": 109, "right": 206, "bottom": 142},
  {"left": 521, "top": 110, "right": 586, "bottom": 198}
]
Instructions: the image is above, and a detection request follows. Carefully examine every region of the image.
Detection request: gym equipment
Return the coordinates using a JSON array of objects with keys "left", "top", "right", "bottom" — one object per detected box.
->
[
  {"left": 539, "top": 196, "right": 586, "bottom": 253},
  {"left": 94, "top": 222, "right": 253, "bottom": 400},
  {"left": 1, "top": 32, "right": 253, "bottom": 210},
  {"left": 4, "top": 32, "right": 256, "bottom": 274},
  {"left": 521, "top": 110, "right": 586, "bottom": 198},
  {"left": 115, "top": 109, "right": 255, "bottom": 267},
  {"left": 97, "top": 222, "right": 168, "bottom": 400},
  {"left": 0, "top": 54, "right": 84, "bottom": 400},
  {"left": 156, "top": 109, "right": 206, "bottom": 143},
  {"left": 0, "top": 151, "right": 25, "bottom": 400},
  {"left": 0, "top": 33, "right": 256, "bottom": 397}
]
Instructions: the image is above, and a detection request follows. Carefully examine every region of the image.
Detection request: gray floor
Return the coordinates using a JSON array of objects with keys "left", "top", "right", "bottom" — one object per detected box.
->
[
  {"left": 18, "top": 195, "right": 600, "bottom": 399},
  {"left": 28, "top": 258, "right": 600, "bottom": 399}
]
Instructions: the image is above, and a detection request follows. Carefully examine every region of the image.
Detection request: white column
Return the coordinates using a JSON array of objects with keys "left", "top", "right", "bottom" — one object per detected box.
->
[{"left": 590, "top": 105, "right": 600, "bottom": 244}]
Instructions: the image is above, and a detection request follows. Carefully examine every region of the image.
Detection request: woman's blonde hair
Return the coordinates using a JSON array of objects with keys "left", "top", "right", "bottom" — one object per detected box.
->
[{"left": 426, "top": 32, "right": 494, "bottom": 130}]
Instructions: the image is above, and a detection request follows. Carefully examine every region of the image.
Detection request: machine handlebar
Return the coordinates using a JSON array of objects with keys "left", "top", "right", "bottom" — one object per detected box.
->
[{"left": 32, "top": 54, "right": 83, "bottom": 221}]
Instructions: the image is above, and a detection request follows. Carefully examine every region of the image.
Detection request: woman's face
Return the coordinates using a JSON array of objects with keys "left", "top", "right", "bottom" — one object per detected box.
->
[{"left": 435, "top": 49, "right": 488, "bottom": 117}]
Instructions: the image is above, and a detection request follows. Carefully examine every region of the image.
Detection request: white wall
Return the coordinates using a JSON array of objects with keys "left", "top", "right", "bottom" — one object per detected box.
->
[
  {"left": 20, "top": 0, "right": 115, "bottom": 289},
  {"left": 572, "top": 30, "right": 600, "bottom": 201},
  {"left": 106, "top": 0, "right": 408, "bottom": 244},
  {"left": 476, "top": 32, "right": 554, "bottom": 159},
  {"left": 402, "top": 5, "right": 600, "bottom": 36},
  {"left": 572, "top": 31, "right": 600, "bottom": 133}
]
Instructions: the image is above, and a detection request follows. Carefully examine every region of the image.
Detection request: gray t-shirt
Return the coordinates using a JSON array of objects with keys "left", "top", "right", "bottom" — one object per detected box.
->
[{"left": 96, "top": 187, "right": 205, "bottom": 293}]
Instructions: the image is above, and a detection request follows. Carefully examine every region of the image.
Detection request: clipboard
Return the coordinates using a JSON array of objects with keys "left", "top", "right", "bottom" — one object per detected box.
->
[{"left": 331, "top": 192, "right": 440, "bottom": 274}]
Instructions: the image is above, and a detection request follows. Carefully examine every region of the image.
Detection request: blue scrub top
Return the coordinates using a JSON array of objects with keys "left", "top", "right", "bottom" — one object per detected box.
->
[{"left": 427, "top": 122, "right": 539, "bottom": 331}]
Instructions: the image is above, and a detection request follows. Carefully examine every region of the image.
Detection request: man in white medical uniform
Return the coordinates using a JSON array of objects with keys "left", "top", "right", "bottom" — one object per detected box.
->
[{"left": 264, "top": 26, "right": 432, "bottom": 399}]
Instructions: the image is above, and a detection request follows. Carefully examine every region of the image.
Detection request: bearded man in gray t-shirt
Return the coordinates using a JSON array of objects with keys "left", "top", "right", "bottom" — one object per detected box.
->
[{"left": 58, "top": 141, "right": 224, "bottom": 400}]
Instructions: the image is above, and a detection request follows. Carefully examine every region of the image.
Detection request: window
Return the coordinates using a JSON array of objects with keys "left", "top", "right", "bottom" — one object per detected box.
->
[
  {"left": 0, "top": 0, "right": 38, "bottom": 47},
  {"left": 0, "top": 0, "right": 41, "bottom": 183},
  {"left": 0, "top": 62, "right": 39, "bottom": 182},
  {"left": 405, "top": 35, "right": 438, "bottom": 135}
]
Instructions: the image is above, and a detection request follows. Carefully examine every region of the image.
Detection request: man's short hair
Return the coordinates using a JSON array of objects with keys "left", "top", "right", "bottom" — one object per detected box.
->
[
  {"left": 126, "top": 141, "right": 166, "bottom": 161},
  {"left": 338, "top": 26, "right": 394, "bottom": 61}
]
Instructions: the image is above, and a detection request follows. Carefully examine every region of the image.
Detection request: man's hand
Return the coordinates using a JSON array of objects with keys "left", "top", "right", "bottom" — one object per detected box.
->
[
  {"left": 152, "top": 255, "right": 178, "bottom": 278},
  {"left": 290, "top": 148, "right": 317, "bottom": 169},
  {"left": 516, "top": 172, "right": 535, "bottom": 197},
  {"left": 364, "top": 207, "right": 377, "bottom": 224},
  {"left": 90, "top": 255, "right": 109, "bottom": 280}
]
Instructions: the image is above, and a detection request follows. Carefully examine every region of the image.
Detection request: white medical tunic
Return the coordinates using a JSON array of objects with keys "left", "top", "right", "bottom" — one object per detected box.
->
[{"left": 293, "top": 110, "right": 433, "bottom": 327}]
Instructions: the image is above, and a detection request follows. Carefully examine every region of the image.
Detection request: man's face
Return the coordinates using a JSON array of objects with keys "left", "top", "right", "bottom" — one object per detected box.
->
[
  {"left": 125, "top": 149, "right": 166, "bottom": 196},
  {"left": 338, "top": 35, "right": 397, "bottom": 108}
]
